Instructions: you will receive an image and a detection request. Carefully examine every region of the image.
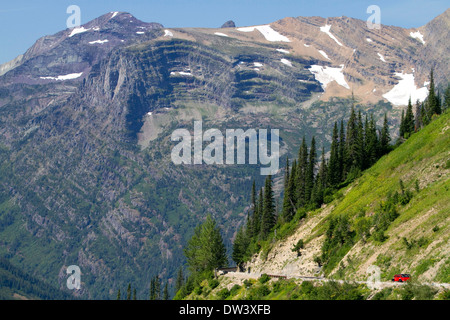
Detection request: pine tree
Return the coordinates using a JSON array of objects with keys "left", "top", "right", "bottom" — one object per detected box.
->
[
  {"left": 232, "top": 226, "right": 249, "bottom": 266},
  {"left": 365, "top": 114, "right": 378, "bottom": 167},
  {"left": 399, "top": 109, "right": 405, "bottom": 137},
  {"left": 284, "top": 157, "right": 290, "bottom": 190},
  {"left": 281, "top": 159, "right": 295, "bottom": 222},
  {"left": 404, "top": 97, "right": 415, "bottom": 137},
  {"left": 163, "top": 283, "right": 169, "bottom": 300},
  {"left": 414, "top": 101, "right": 422, "bottom": 131},
  {"left": 261, "top": 175, "right": 275, "bottom": 239},
  {"left": 423, "top": 69, "right": 440, "bottom": 124},
  {"left": 345, "top": 105, "right": 359, "bottom": 172},
  {"left": 357, "top": 111, "right": 365, "bottom": 170},
  {"left": 305, "top": 137, "right": 316, "bottom": 203},
  {"left": 133, "top": 288, "right": 137, "bottom": 300},
  {"left": 296, "top": 137, "right": 308, "bottom": 208},
  {"left": 328, "top": 122, "right": 340, "bottom": 187},
  {"left": 116, "top": 288, "right": 121, "bottom": 300},
  {"left": 184, "top": 215, "right": 228, "bottom": 274},
  {"left": 339, "top": 119, "right": 346, "bottom": 181},
  {"left": 127, "top": 283, "right": 132, "bottom": 300},
  {"left": 380, "top": 113, "right": 391, "bottom": 155},
  {"left": 175, "top": 267, "right": 184, "bottom": 293}
]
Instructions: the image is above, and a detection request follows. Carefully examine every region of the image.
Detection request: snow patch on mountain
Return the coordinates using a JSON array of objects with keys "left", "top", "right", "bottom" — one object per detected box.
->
[
  {"left": 253, "top": 62, "right": 263, "bottom": 67},
  {"left": 237, "top": 25, "right": 290, "bottom": 42},
  {"left": 377, "top": 53, "right": 386, "bottom": 62},
  {"left": 40, "top": 72, "right": 83, "bottom": 81},
  {"left": 214, "top": 32, "right": 229, "bottom": 37},
  {"left": 318, "top": 50, "right": 330, "bottom": 60},
  {"left": 308, "top": 65, "right": 349, "bottom": 90},
  {"left": 382, "top": 72, "right": 428, "bottom": 105},
  {"left": 366, "top": 38, "right": 373, "bottom": 43},
  {"left": 280, "top": 59, "right": 292, "bottom": 67},
  {"left": 319, "top": 25, "right": 343, "bottom": 46},
  {"left": 69, "top": 27, "right": 89, "bottom": 37},
  {"left": 164, "top": 30, "right": 173, "bottom": 37},
  {"left": 170, "top": 71, "right": 193, "bottom": 77},
  {"left": 276, "top": 48, "right": 290, "bottom": 54},
  {"left": 89, "top": 40, "right": 109, "bottom": 45},
  {"left": 410, "top": 31, "right": 426, "bottom": 45},
  {"left": 136, "top": 31, "right": 145, "bottom": 35},
  {"left": 111, "top": 12, "right": 119, "bottom": 19}
]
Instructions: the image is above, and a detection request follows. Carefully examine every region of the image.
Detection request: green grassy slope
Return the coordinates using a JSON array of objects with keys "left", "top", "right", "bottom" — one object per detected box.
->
[{"left": 318, "top": 110, "right": 450, "bottom": 282}]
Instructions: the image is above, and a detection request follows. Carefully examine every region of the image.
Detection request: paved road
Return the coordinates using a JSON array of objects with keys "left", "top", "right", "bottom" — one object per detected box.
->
[{"left": 223, "top": 272, "right": 450, "bottom": 290}]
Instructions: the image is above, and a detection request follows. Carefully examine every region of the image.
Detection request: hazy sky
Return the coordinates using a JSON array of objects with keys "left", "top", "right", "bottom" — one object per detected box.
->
[{"left": 0, "top": 0, "right": 448, "bottom": 64}]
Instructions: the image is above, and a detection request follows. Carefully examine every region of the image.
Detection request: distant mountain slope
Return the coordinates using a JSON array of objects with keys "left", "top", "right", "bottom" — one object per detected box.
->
[{"left": 0, "top": 257, "right": 73, "bottom": 300}]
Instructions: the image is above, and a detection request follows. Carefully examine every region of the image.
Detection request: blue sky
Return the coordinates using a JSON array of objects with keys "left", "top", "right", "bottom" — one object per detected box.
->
[{"left": 0, "top": 0, "right": 448, "bottom": 64}]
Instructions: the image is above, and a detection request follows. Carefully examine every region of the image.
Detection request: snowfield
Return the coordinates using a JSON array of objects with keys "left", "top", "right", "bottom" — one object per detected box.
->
[
  {"left": 382, "top": 72, "right": 428, "bottom": 105},
  {"left": 88, "top": 40, "right": 109, "bottom": 45},
  {"left": 237, "top": 25, "right": 290, "bottom": 42},
  {"left": 280, "top": 59, "right": 293, "bottom": 67},
  {"left": 170, "top": 71, "right": 193, "bottom": 77},
  {"left": 410, "top": 31, "right": 426, "bottom": 45},
  {"left": 69, "top": 27, "right": 89, "bottom": 37},
  {"left": 308, "top": 65, "right": 350, "bottom": 90},
  {"left": 366, "top": 38, "right": 373, "bottom": 43},
  {"left": 276, "top": 48, "right": 290, "bottom": 54},
  {"left": 214, "top": 32, "right": 229, "bottom": 37},
  {"left": 164, "top": 30, "right": 173, "bottom": 37},
  {"left": 320, "top": 25, "right": 343, "bottom": 46},
  {"left": 318, "top": 50, "right": 331, "bottom": 60},
  {"left": 40, "top": 72, "right": 83, "bottom": 81},
  {"left": 377, "top": 53, "right": 386, "bottom": 62},
  {"left": 253, "top": 62, "right": 263, "bottom": 67}
]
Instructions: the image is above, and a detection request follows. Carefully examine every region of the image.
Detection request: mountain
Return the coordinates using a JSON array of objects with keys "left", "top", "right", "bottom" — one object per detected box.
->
[{"left": 0, "top": 10, "right": 448, "bottom": 299}]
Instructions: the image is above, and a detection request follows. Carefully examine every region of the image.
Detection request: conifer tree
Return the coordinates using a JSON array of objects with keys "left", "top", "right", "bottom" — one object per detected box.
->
[
  {"left": 345, "top": 105, "right": 359, "bottom": 172},
  {"left": 184, "top": 215, "right": 227, "bottom": 274},
  {"left": 404, "top": 97, "right": 415, "bottom": 137},
  {"left": 399, "top": 109, "right": 405, "bottom": 138},
  {"left": 339, "top": 120, "right": 346, "bottom": 181},
  {"left": 305, "top": 137, "right": 316, "bottom": 202},
  {"left": 127, "top": 283, "right": 132, "bottom": 300},
  {"left": 380, "top": 113, "right": 391, "bottom": 155},
  {"left": 232, "top": 226, "right": 249, "bottom": 266},
  {"left": 365, "top": 114, "right": 378, "bottom": 167},
  {"left": 328, "top": 122, "right": 340, "bottom": 187},
  {"left": 414, "top": 101, "right": 422, "bottom": 132},
  {"left": 175, "top": 267, "right": 184, "bottom": 293},
  {"left": 282, "top": 159, "right": 295, "bottom": 222},
  {"left": 261, "top": 175, "right": 275, "bottom": 239},
  {"left": 425, "top": 69, "right": 440, "bottom": 119},
  {"left": 296, "top": 137, "right": 308, "bottom": 208},
  {"left": 133, "top": 288, "right": 137, "bottom": 300},
  {"left": 163, "top": 283, "right": 169, "bottom": 300},
  {"left": 116, "top": 289, "right": 121, "bottom": 300},
  {"left": 357, "top": 111, "right": 365, "bottom": 170}
]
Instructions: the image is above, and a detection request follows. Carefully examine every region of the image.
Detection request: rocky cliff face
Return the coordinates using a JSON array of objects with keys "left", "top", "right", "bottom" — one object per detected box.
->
[{"left": 0, "top": 10, "right": 448, "bottom": 298}]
